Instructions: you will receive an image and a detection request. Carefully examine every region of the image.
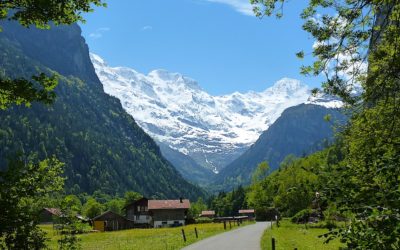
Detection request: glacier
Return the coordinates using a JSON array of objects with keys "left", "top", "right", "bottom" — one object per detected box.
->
[{"left": 90, "top": 53, "right": 342, "bottom": 171}]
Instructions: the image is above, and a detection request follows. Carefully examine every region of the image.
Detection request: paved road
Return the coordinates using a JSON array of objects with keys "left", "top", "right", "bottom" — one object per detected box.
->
[{"left": 182, "top": 222, "right": 269, "bottom": 250}]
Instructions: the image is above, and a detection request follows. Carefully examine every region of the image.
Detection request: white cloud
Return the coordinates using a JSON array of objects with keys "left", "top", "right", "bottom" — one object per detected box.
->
[
  {"left": 89, "top": 27, "right": 111, "bottom": 39},
  {"left": 206, "top": 0, "right": 254, "bottom": 16},
  {"left": 142, "top": 25, "right": 153, "bottom": 31}
]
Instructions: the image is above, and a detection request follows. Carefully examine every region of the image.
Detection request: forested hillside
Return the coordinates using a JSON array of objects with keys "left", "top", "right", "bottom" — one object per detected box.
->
[
  {"left": 214, "top": 104, "right": 346, "bottom": 190},
  {"left": 0, "top": 21, "right": 205, "bottom": 200}
]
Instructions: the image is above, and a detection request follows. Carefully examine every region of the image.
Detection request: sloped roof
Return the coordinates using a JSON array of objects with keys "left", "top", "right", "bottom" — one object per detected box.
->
[
  {"left": 238, "top": 209, "right": 255, "bottom": 214},
  {"left": 148, "top": 199, "right": 190, "bottom": 210},
  {"left": 201, "top": 210, "right": 215, "bottom": 216},
  {"left": 43, "top": 208, "right": 62, "bottom": 216},
  {"left": 92, "top": 210, "right": 133, "bottom": 221}
]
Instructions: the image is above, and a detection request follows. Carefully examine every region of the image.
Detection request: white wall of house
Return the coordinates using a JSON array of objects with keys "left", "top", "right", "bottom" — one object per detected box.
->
[
  {"left": 153, "top": 220, "right": 185, "bottom": 228},
  {"left": 134, "top": 215, "right": 151, "bottom": 224}
]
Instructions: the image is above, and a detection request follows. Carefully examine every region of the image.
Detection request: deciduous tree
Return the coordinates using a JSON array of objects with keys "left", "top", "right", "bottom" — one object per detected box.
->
[{"left": 250, "top": 0, "right": 400, "bottom": 247}]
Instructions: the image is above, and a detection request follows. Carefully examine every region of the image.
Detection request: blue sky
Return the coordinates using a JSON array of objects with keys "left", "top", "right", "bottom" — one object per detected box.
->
[{"left": 81, "top": 0, "right": 323, "bottom": 95}]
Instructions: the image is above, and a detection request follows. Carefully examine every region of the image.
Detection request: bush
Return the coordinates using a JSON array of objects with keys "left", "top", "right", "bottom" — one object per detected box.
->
[
  {"left": 255, "top": 207, "right": 279, "bottom": 221},
  {"left": 291, "top": 209, "right": 316, "bottom": 223}
]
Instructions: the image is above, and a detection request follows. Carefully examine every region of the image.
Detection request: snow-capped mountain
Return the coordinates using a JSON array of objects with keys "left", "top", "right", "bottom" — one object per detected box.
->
[{"left": 90, "top": 53, "right": 341, "bottom": 172}]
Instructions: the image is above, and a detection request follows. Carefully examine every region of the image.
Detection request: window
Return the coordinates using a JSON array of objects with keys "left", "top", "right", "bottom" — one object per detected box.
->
[{"left": 162, "top": 221, "right": 167, "bottom": 225}]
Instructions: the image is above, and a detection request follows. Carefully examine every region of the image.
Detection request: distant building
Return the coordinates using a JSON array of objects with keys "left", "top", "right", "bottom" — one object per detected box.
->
[
  {"left": 238, "top": 209, "right": 255, "bottom": 218},
  {"left": 92, "top": 211, "right": 135, "bottom": 232},
  {"left": 39, "top": 208, "right": 62, "bottom": 223},
  {"left": 40, "top": 207, "right": 89, "bottom": 225},
  {"left": 125, "top": 197, "right": 190, "bottom": 228},
  {"left": 200, "top": 210, "right": 215, "bottom": 218}
]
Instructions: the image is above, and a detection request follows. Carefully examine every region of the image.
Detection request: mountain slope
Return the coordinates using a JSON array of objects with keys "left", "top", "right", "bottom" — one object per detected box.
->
[
  {"left": 157, "top": 143, "right": 214, "bottom": 185},
  {"left": 213, "top": 104, "right": 347, "bottom": 190},
  {"left": 91, "top": 54, "right": 321, "bottom": 171},
  {"left": 0, "top": 21, "right": 205, "bottom": 200}
]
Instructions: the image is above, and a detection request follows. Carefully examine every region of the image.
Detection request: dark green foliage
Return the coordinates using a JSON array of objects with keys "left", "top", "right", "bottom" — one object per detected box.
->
[
  {"left": 82, "top": 198, "right": 103, "bottom": 219},
  {"left": 0, "top": 73, "right": 58, "bottom": 109},
  {"left": 291, "top": 209, "right": 314, "bottom": 223},
  {"left": 323, "top": 101, "right": 400, "bottom": 248},
  {"left": 105, "top": 198, "right": 125, "bottom": 215},
  {"left": 250, "top": 1, "right": 400, "bottom": 247},
  {"left": 0, "top": 155, "right": 64, "bottom": 249},
  {"left": 56, "top": 196, "right": 89, "bottom": 250},
  {"left": 214, "top": 104, "right": 346, "bottom": 191},
  {"left": 252, "top": 207, "right": 279, "bottom": 222},
  {"left": 209, "top": 186, "right": 247, "bottom": 217},
  {"left": 124, "top": 191, "right": 143, "bottom": 207},
  {"left": 247, "top": 153, "right": 326, "bottom": 218},
  {"left": 63, "top": 195, "right": 83, "bottom": 214},
  {"left": 0, "top": 21, "right": 206, "bottom": 200},
  {"left": 0, "top": 0, "right": 105, "bottom": 29},
  {"left": 187, "top": 197, "right": 207, "bottom": 220}
]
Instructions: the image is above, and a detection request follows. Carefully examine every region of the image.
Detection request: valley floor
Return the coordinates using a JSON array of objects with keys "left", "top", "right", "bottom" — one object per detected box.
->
[{"left": 41, "top": 221, "right": 253, "bottom": 250}]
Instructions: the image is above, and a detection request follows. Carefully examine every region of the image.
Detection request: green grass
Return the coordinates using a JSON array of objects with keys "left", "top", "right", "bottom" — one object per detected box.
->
[
  {"left": 261, "top": 220, "right": 344, "bottom": 250},
  {"left": 41, "top": 221, "right": 254, "bottom": 250}
]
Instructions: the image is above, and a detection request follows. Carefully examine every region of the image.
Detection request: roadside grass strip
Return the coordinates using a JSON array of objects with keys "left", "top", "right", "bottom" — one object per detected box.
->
[
  {"left": 261, "top": 220, "right": 344, "bottom": 250},
  {"left": 42, "top": 221, "right": 254, "bottom": 250}
]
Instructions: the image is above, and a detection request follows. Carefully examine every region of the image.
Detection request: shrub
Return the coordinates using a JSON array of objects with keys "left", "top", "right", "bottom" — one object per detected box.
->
[
  {"left": 255, "top": 207, "right": 279, "bottom": 221},
  {"left": 291, "top": 209, "right": 315, "bottom": 223}
]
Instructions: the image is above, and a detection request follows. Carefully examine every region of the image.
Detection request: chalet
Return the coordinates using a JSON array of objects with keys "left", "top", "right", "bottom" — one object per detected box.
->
[
  {"left": 200, "top": 210, "right": 215, "bottom": 218},
  {"left": 125, "top": 197, "right": 191, "bottom": 228},
  {"left": 238, "top": 209, "right": 255, "bottom": 218},
  {"left": 125, "top": 197, "right": 151, "bottom": 225},
  {"left": 92, "top": 211, "right": 135, "bottom": 232}
]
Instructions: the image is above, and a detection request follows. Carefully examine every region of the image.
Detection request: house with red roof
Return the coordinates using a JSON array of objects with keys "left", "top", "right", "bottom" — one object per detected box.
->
[{"left": 125, "top": 197, "right": 190, "bottom": 228}]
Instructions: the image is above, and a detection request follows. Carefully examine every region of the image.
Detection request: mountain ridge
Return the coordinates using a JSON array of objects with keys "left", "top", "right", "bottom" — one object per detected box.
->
[
  {"left": 213, "top": 103, "right": 347, "bottom": 191},
  {"left": 91, "top": 53, "right": 343, "bottom": 173}
]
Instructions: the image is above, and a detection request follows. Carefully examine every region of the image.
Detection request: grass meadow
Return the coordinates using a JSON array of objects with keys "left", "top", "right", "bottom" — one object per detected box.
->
[
  {"left": 42, "top": 221, "right": 253, "bottom": 250},
  {"left": 261, "top": 220, "right": 344, "bottom": 250}
]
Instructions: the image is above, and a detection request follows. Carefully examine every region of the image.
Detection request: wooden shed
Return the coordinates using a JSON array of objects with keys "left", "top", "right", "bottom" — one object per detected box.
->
[
  {"left": 92, "top": 211, "right": 134, "bottom": 232},
  {"left": 39, "top": 208, "right": 62, "bottom": 224}
]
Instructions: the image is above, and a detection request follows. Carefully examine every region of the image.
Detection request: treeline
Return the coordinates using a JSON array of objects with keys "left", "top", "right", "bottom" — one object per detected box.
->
[
  {"left": 246, "top": 149, "right": 340, "bottom": 220},
  {"left": 44, "top": 191, "right": 144, "bottom": 219},
  {"left": 186, "top": 186, "right": 248, "bottom": 219}
]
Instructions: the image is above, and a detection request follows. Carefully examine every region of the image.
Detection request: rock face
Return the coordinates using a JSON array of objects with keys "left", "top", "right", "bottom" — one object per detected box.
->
[
  {"left": 0, "top": 21, "right": 205, "bottom": 199},
  {"left": 213, "top": 104, "right": 347, "bottom": 191},
  {"left": 2, "top": 21, "right": 98, "bottom": 82},
  {"left": 91, "top": 54, "right": 341, "bottom": 172}
]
